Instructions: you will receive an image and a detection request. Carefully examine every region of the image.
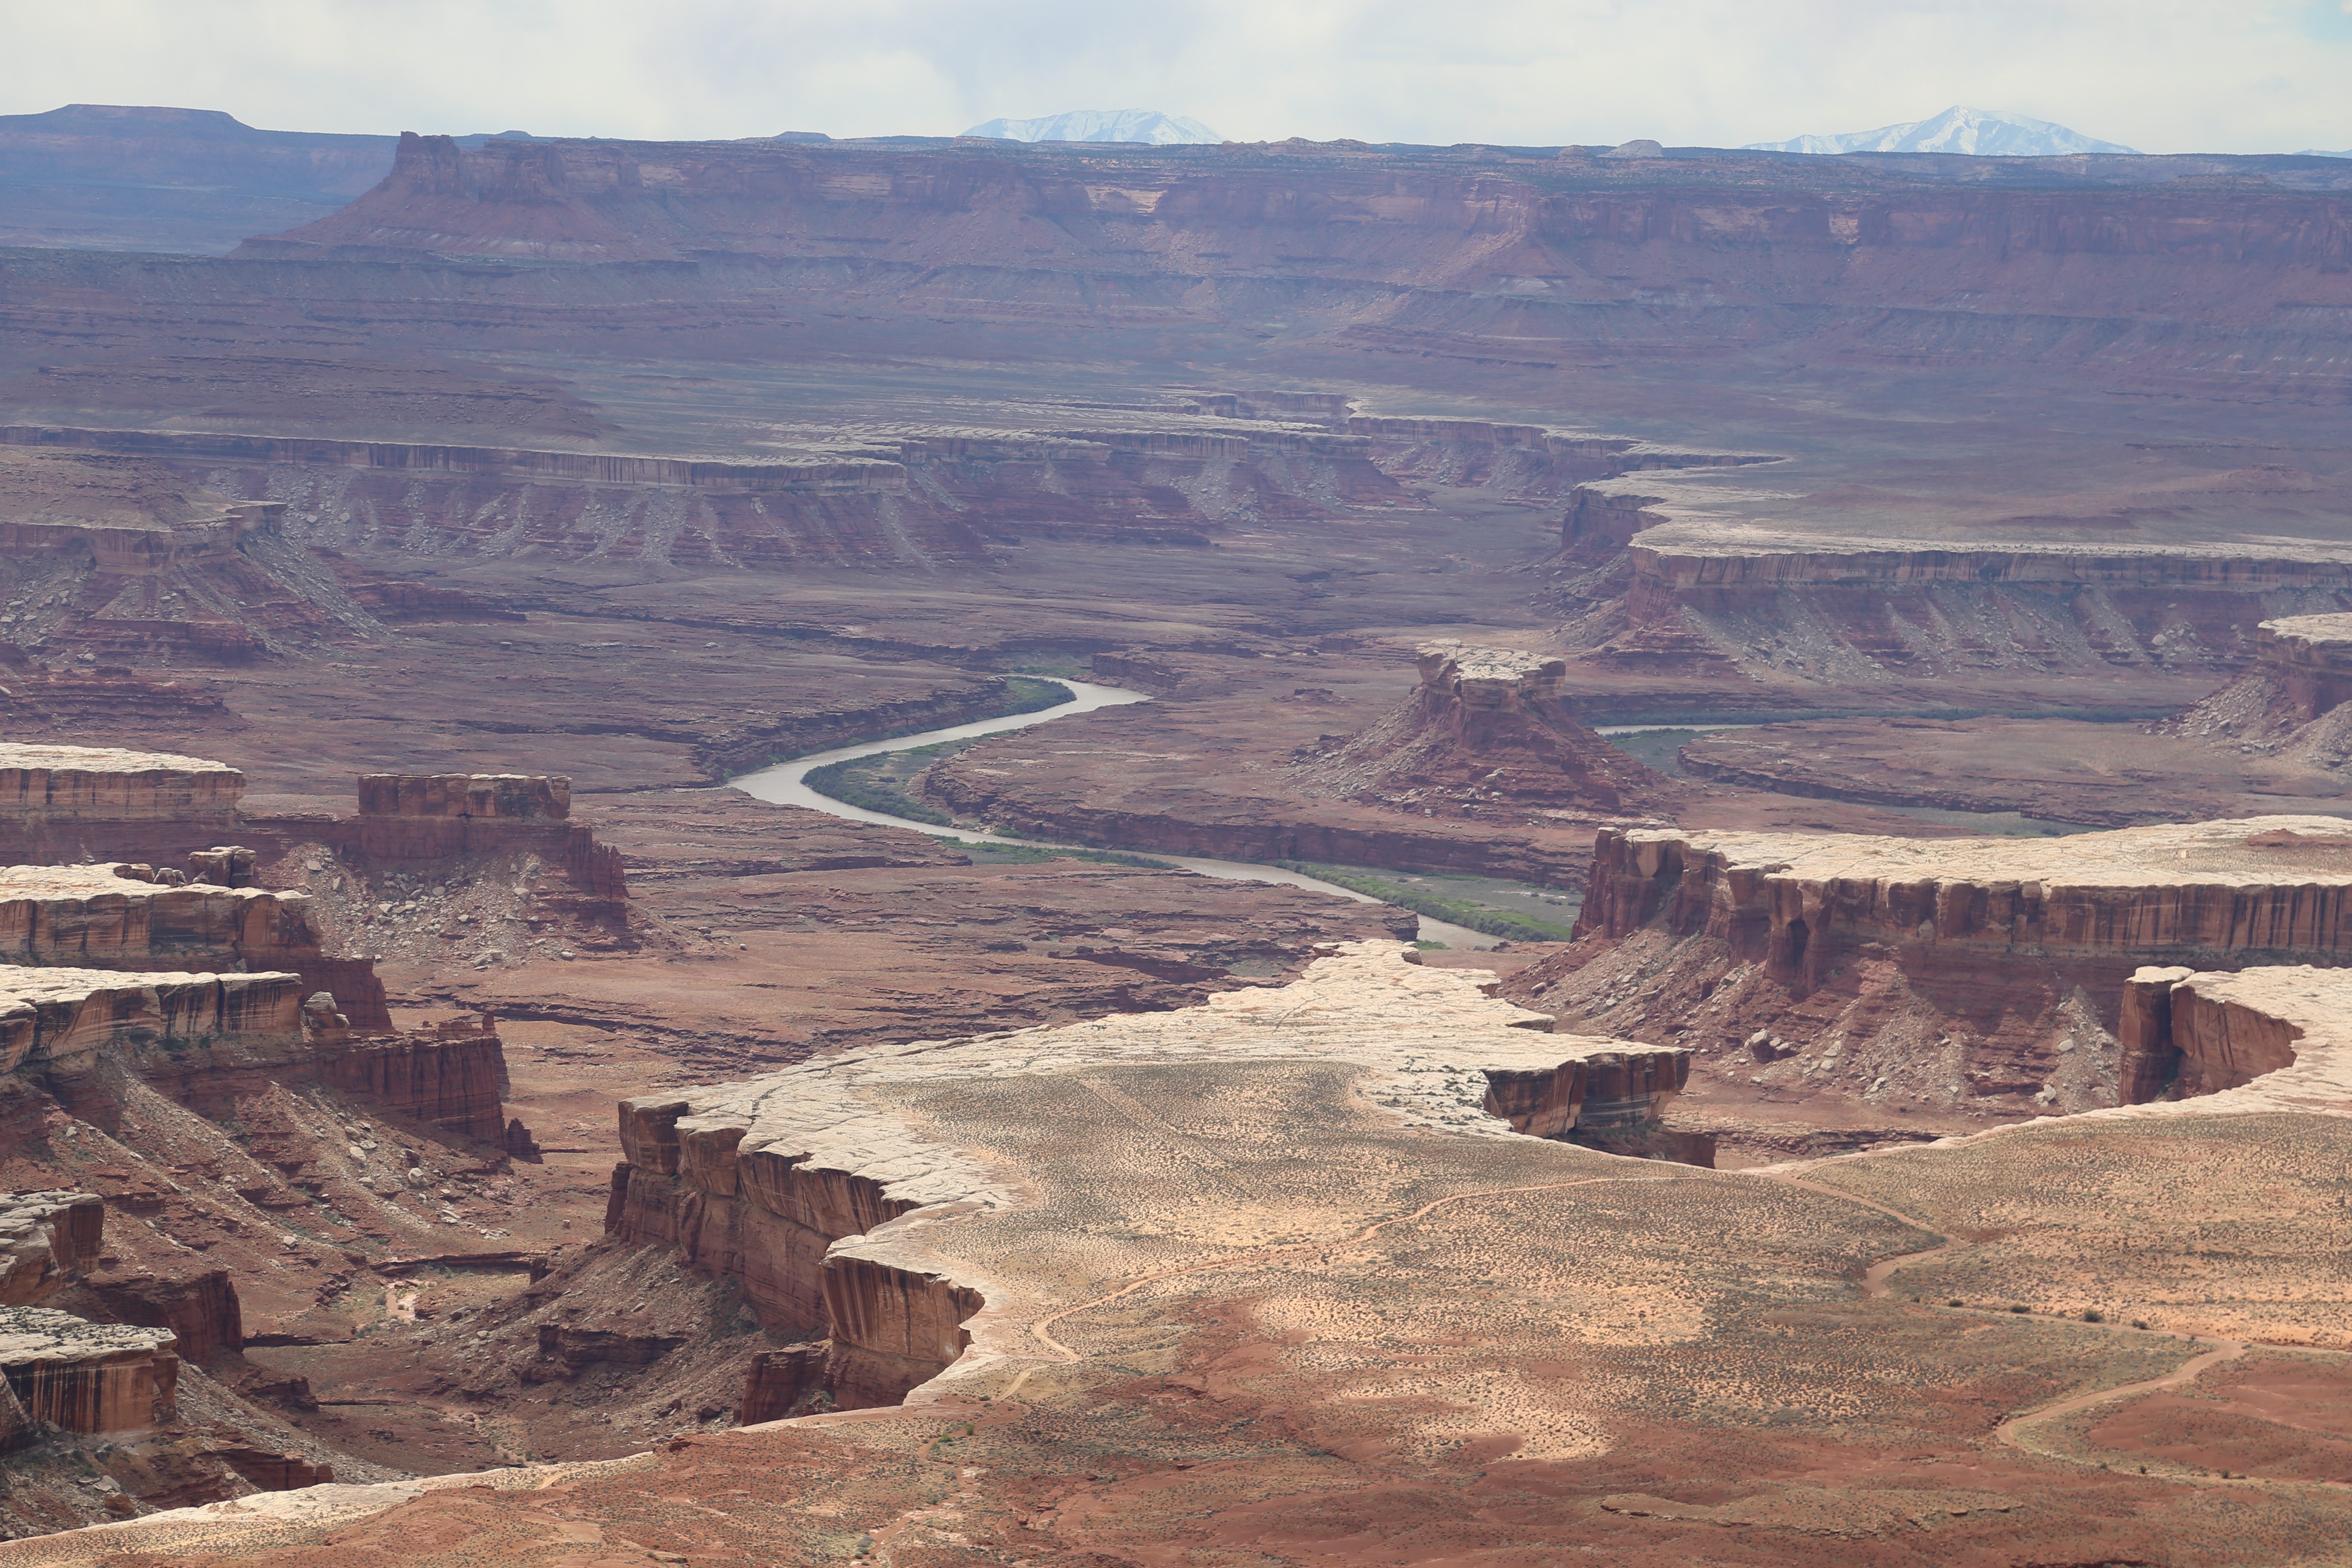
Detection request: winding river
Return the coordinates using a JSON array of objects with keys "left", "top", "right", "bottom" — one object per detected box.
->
[{"left": 729, "top": 677, "right": 1498, "bottom": 949}]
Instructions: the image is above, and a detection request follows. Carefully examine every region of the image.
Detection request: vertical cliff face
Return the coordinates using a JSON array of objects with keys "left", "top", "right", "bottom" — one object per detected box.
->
[
  {"left": 357, "top": 773, "right": 571, "bottom": 819},
  {"left": 0, "top": 1192, "right": 104, "bottom": 1309},
  {"left": 606, "top": 1099, "right": 959, "bottom": 1417},
  {"left": 0, "top": 968, "right": 308, "bottom": 1112},
  {"left": 591, "top": 944, "right": 1682, "bottom": 1426},
  {"left": 2108, "top": 964, "right": 2352, "bottom": 1111},
  {"left": 1479, "top": 1047, "right": 1690, "bottom": 1136},
  {"left": 1561, "top": 515, "right": 2352, "bottom": 698},
  {"left": 0, "top": 743, "right": 243, "bottom": 865},
  {"left": 1533, "top": 817, "right": 2352, "bottom": 1118},
  {"left": 311, "top": 1019, "right": 512, "bottom": 1144},
  {"left": 2162, "top": 615, "right": 2352, "bottom": 770},
  {"left": 0, "top": 962, "right": 520, "bottom": 1156},
  {"left": 281, "top": 771, "right": 629, "bottom": 930},
  {"left": 60, "top": 1268, "right": 242, "bottom": 1365},
  {"left": 2119, "top": 965, "right": 2314, "bottom": 1102},
  {"left": 0, "top": 1308, "right": 179, "bottom": 1443},
  {"left": 608, "top": 1099, "right": 923, "bottom": 1356}
]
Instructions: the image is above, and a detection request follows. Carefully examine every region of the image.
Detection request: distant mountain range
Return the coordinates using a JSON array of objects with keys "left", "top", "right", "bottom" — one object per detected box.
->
[
  {"left": 1745, "top": 105, "right": 2136, "bottom": 157},
  {"left": 962, "top": 110, "right": 1222, "bottom": 145},
  {"left": 2302, "top": 147, "right": 2352, "bottom": 158}
]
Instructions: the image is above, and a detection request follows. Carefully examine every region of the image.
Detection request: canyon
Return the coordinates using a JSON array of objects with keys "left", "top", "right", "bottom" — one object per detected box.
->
[{"left": 0, "top": 106, "right": 2348, "bottom": 1562}]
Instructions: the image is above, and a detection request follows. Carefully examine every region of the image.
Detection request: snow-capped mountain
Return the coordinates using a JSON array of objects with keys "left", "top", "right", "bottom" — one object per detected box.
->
[
  {"left": 1744, "top": 106, "right": 2136, "bottom": 157},
  {"left": 962, "top": 110, "right": 1222, "bottom": 145},
  {"left": 2300, "top": 147, "right": 2352, "bottom": 158}
]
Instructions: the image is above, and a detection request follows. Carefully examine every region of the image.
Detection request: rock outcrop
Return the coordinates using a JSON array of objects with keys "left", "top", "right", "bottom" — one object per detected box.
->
[
  {"left": 0, "top": 859, "right": 391, "bottom": 1031},
  {"left": 1571, "top": 815, "right": 2352, "bottom": 970},
  {"left": 1510, "top": 815, "right": 2352, "bottom": 1121},
  {"left": 0, "top": 967, "right": 306, "bottom": 1099},
  {"left": 62, "top": 1268, "right": 242, "bottom": 1365},
  {"left": 1563, "top": 509, "right": 2352, "bottom": 707},
  {"left": 357, "top": 774, "right": 571, "bottom": 820},
  {"left": 310, "top": 1014, "right": 511, "bottom": 1144},
  {"left": 270, "top": 772, "right": 627, "bottom": 921},
  {"left": 606, "top": 942, "right": 1683, "bottom": 1418},
  {"left": 1283, "top": 642, "right": 1671, "bottom": 821},
  {"left": 0, "top": 1192, "right": 104, "bottom": 1309},
  {"left": 0, "top": 1308, "right": 178, "bottom": 1445},
  {"left": 0, "top": 962, "right": 522, "bottom": 1153},
  {"left": 2117, "top": 965, "right": 2352, "bottom": 1107},
  {"left": 0, "top": 742, "right": 243, "bottom": 864},
  {"left": 0, "top": 450, "right": 387, "bottom": 672},
  {"left": 2161, "top": 614, "right": 2352, "bottom": 770}
]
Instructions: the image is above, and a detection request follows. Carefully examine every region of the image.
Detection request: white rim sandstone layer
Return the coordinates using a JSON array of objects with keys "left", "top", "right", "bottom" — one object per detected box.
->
[{"left": 608, "top": 941, "right": 1690, "bottom": 1410}]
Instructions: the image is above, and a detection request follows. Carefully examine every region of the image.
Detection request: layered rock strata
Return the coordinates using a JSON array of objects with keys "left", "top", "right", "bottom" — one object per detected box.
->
[
  {"left": 0, "top": 450, "right": 388, "bottom": 671},
  {"left": 606, "top": 942, "right": 1685, "bottom": 1418},
  {"left": 4, "top": 411, "right": 1400, "bottom": 566},
  {"left": 0, "top": 964, "right": 519, "bottom": 1150},
  {"left": 0, "top": 1308, "right": 178, "bottom": 1446},
  {"left": 63, "top": 1267, "right": 243, "bottom": 1365},
  {"left": 1574, "top": 815, "right": 2352, "bottom": 974},
  {"left": 288, "top": 772, "right": 625, "bottom": 916},
  {"left": 1535, "top": 815, "right": 2352, "bottom": 1121},
  {"left": 308, "top": 1014, "right": 511, "bottom": 1143},
  {"left": 2117, "top": 965, "right": 2352, "bottom": 1107},
  {"left": 1283, "top": 641, "right": 1672, "bottom": 820},
  {"left": 2248, "top": 615, "right": 2352, "bottom": 722},
  {"left": 356, "top": 774, "right": 570, "bottom": 820},
  {"left": 1568, "top": 508, "right": 2352, "bottom": 701},
  {"left": 0, "top": 743, "right": 243, "bottom": 864},
  {"left": 2162, "top": 614, "right": 2352, "bottom": 769},
  {"left": 0, "top": 1192, "right": 103, "bottom": 1308},
  {"left": 0, "top": 860, "right": 390, "bottom": 1031}
]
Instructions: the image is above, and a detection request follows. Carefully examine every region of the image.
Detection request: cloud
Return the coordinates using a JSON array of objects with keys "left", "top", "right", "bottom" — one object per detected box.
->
[{"left": 0, "top": 0, "right": 2344, "bottom": 154}]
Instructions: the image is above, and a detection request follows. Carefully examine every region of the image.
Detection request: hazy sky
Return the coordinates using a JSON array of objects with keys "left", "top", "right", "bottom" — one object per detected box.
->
[{"left": 7, "top": 0, "right": 2349, "bottom": 153}]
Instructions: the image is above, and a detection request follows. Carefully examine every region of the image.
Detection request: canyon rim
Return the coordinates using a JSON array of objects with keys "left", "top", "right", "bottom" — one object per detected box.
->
[{"left": 0, "top": 81, "right": 2346, "bottom": 1568}]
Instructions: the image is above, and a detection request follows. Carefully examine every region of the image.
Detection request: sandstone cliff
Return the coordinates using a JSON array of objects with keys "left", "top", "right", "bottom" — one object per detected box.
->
[
  {"left": 2161, "top": 614, "right": 2352, "bottom": 770},
  {"left": 603, "top": 942, "right": 1683, "bottom": 1420},
  {"left": 1564, "top": 511, "right": 2352, "bottom": 703},
  {"left": 0, "top": 1192, "right": 104, "bottom": 1309},
  {"left": 0, "top": 741, "right": 243, "bottom": 866},
  {"left": 0, "top": 960, "right": 521, "bottom": 1158},
  {"left": 2115, "top": 964, "right": 2352, "bottom": 1109},
  {"left": 1509, "top": 815, "right": 2352, "bottom": 1122},
  {"left": 0, "top": 859, "right": 391, "bottom": 1031},
  {"left": 310, "top": 1018, "right": 511, "bottom": 1144},
  {"left": 0, "top": 1308, "right": 179, "bottom": 1445},
  {"left": 237, "top": 137, "right": 2352, "bottom": 374},
  {"left": 357, "top": 773, "right": 571, "bottom": 820}
]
